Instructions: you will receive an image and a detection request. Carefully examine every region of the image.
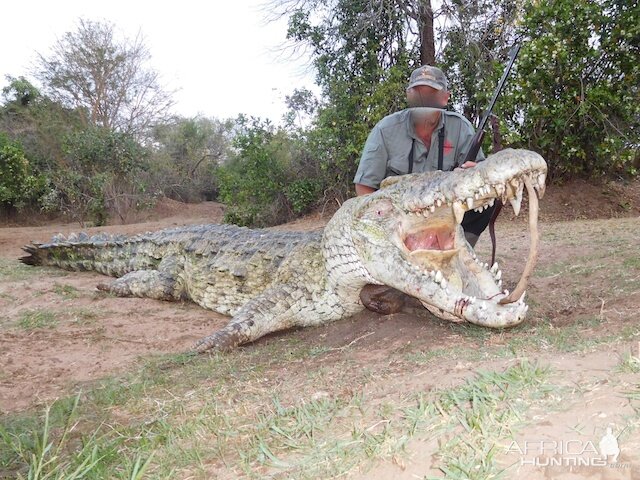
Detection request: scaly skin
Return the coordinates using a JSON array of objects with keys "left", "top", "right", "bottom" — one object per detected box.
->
[{"left": 21, "top": 148, "right": 547, "bottom": 352}]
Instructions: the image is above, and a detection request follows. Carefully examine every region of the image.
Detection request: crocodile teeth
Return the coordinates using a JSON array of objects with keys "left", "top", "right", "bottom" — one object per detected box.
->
[
  {"left": 495, "top": 270, "right": 502, "bottom": 280},
  {"left": 435, "top": 270, "right": 443, "bottom": 283},
  {"left": 453, "top": 202, "right": 465, "bottom": 224},
  {"left": 466, "top": 197, "right": 474, "bottom": 209},
  {"left": 517, "top": 291, "right": 526, "bottom": 304},
  {"left": 440, "top": 278, "right": 448, "bottom": 289},
  {"left": 429, "top": 205, "right": 436, "bottom": 213},
  {"left": 510, "top": 194, "right": 522, "bottom": 216},
  {"left": 490, "top": 262, "right": 499, "bottom": 273},
  {"left": 436, "top": 199, "right": 442, "bottom": 207},
  {"left": 488, "top": 198, "right": 495, "bottom": 207},
  {"left": 497, "top": 279, "right": 502, "bottom": 288}
]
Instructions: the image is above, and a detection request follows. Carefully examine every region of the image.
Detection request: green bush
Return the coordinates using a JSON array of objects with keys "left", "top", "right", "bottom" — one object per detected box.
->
[
  {"left": 0, "top": 134, "right": 46, "bottom": 209},
  {"left": 42, "top": 127, "right": 151, "bottom": 225},
  {"left": 285, "top": 178, "right": 321, "bottom": 214}
]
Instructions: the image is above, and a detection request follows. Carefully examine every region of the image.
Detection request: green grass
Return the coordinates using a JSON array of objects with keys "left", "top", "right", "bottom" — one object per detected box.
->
[
  {"left": 0, "top": 259, "right": 68, "bottom": 281},
  {"left": 0, "top": 355, "right": 559, "bottom": 480},
  {"left": 53, "top": 283, "right": 81, "bottom": 299},
  {"left": 16, "top": 309, "right": 58, "bottom": 330},
  {"left": 616, "top": 352, "right": 640, "bottom": 374}
]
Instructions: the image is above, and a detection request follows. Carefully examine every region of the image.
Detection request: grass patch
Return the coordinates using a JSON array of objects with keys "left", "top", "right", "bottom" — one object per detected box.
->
[
  {"left": 67, "top": 308, "right": 101, "bottom": 326},
  {"left": 616, "top": 352, "right": 640, "bottom": 374},
  {"left": 0, "top": 354, "right": 560, "bottom": 479},
  {"left": 0, "top": 259, "right": 68, "bottom": 281},
  {"left": 53, "top": 283, "right": 81, "bottom": 299},
  {"left": 16, "top": 309, "right": 58, "bottom": 330}
]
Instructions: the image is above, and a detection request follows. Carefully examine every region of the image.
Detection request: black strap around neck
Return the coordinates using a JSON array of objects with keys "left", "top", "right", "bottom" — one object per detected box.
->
[
  {"left": 408, "top": 139, "right": 415, "bottom": 174},
  {"left": 437, "top": 125, "right": 445, "bottom": 171}
]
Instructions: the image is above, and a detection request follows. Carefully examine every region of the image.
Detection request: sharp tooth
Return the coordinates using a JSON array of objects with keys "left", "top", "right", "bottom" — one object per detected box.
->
[
  {"left": 537, "top": 173, "right": 546, "bottom": 187},
  {"left": 524, "top": 305, "right": 529, "bottom": 313},
  {"left": 429, "top": 205, "right": 435, "bottom": 213},
  {"left": 453, "top": 202, "right": 465, "bottom": 224},
  {"left": 497, "top": 279, "right": 502, "bottom": 288},
  {"left": 488, "top": 198, "right": 495, "bottom": 207},
  {"left": 474, "top": 192, "right": 480, "bottom": 200},
  {"left": 509, "top": 195, "right": 522, "bottom": 216},
  {"left": 422, "top": 209, "right": 429, "bottom": 217},
  {"left": 518, "top": 291, "right": 526, "bottom": 304},
  {"left": 495, "top": 184, "right": 505, "bottom": 196},
  {"left": 490, "top": 262, "right": 499, "bottom": 273},
  {"left": 466, "top": 197, "right": 474, "bottom": 209},
  {"left": 496, "top": 270, "right": 502, "bottom": 280},
  {"left": 441, "top": 278, "right": 447, "bottom": 288},
  {"left": 435, "top": 270, "right": 443, "bottom": 283},
  {"left": 504, "top": 289, "right": 509, "bottom": 296},
  {"left": 436, "top": 199, "right": 442, "bottom": 207},
  {"left": 474, "top": 207, "right": 482, "bottom": 213}
]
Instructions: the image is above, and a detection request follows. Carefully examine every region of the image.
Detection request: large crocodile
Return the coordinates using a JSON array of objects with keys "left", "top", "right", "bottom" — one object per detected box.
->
[{"left": 21, "top": 148, "right": 547, "bottom": 352}]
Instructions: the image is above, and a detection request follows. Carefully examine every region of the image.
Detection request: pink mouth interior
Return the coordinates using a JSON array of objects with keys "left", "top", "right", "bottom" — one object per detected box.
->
[{"left": 404, "top": 227, "right": 455, "bottom": 251}]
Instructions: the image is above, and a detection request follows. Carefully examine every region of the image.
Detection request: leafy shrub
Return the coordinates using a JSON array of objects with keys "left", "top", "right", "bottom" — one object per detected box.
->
[
  {"left": 0, "top": 134, "right": 46, "bottom": 210},
  {"left": 43, "top": 127, "right": 151, "bottom": 225}
]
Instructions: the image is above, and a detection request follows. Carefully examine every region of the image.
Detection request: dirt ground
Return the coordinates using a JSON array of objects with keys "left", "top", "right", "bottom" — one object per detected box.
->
[{"left": 1, "top": 178, "right": 640, "bottom": 479}]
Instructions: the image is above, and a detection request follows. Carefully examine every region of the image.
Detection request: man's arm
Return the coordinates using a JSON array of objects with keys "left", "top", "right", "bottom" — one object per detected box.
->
[
  {"left": 353, "top": 125, "right": 387, "bottom": 193},
  {"left": 355, "top": 183, "right": 377, "bottom": 196}
]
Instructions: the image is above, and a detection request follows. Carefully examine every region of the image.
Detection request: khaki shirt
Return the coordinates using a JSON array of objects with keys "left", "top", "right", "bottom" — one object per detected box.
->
[{"left": 354, "top": 108, "right": 485, "bottom": 189}]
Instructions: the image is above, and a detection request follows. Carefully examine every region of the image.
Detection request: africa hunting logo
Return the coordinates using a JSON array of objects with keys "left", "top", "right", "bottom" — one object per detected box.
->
[{"left": 505, "top": 426, "right": 629, "bottom": 468}]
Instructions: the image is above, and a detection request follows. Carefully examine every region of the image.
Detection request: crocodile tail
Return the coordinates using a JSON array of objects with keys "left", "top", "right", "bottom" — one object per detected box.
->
[{"left": 20, "top": 232, "right": 145, "bottom": 277}]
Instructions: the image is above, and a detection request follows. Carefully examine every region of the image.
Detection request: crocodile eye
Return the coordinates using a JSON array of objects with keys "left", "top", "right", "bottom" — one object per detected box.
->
[{"left": 377, "top": 210, "right": 382, "bottom": 215}]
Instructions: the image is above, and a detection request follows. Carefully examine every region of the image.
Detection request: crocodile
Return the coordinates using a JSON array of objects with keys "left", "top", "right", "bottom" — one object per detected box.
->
[{"left": 21, "top": 147, "right": 547, "bottom": 353}]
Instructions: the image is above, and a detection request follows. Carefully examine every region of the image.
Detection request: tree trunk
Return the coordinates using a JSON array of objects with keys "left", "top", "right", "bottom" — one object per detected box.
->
[{"left": 419, "top": 0, "right": 436, "bottom": 65}]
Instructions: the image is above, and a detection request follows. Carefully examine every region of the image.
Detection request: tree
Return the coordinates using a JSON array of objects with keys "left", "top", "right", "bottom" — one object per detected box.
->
[
  {"left": 36, "top": 19, "right": 174, "bottom": 136},
  {"left": 150, "top": 116, "right": 235, "bottom": 202},
  {"left": 503, "top": 0, "right": 639, "bottom": 177}
]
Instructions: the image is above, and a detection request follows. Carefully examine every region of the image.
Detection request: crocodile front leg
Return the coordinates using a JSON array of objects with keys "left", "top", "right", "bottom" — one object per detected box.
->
[{"left": 192, "top": 282, "right": 362, "bottom": 352}]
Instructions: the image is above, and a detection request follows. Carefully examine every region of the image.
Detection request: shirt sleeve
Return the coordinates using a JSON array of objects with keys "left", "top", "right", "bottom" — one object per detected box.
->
[
  {"left": 456, "top": 118, "right": 486, "bottom": 164},
  {"left": 353, "top": 125, "right": 388, "bottom": 189}
]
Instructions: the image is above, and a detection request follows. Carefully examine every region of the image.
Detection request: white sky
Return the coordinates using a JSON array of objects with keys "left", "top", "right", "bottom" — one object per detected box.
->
[{"left": 0, "top": 0, "right": 316, "bottom": 123}]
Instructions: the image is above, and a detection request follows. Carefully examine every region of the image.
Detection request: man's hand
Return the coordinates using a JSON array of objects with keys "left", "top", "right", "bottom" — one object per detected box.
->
[{"left": 455, "top": 161, "right": 477, "bottom": 171}]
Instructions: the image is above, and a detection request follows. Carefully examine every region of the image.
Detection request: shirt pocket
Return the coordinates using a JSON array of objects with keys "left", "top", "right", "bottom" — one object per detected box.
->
[{"left": 386, "top": 154, "right": 409, "bottom": 177}]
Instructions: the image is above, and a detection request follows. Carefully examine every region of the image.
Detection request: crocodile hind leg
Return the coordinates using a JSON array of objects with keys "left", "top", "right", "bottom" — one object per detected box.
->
[{"left": 97, "top": 270, "right": 185, "bottom": 301}]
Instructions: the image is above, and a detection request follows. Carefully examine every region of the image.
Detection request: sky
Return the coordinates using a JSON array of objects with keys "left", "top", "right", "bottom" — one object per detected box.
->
[{"left": 0, "top": 0, "right": 316, "bottom": 123}]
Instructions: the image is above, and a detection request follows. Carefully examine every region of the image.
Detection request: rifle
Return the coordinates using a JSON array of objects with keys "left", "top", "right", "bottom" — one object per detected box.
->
[
  {"left": 458, "top": 43, "right": 521, "bottom": 266},
  {"left": 459, "top": 43, "right": 521, "bottom": 167}
]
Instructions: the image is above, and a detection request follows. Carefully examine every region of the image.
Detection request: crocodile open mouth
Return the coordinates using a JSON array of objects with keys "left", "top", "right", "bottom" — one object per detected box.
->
[
  {"left": 398, "top": 154, "right": 546, "bottom": 306},
  {"left": 404, "top": 225, "right": 455, "bottom": 251}
]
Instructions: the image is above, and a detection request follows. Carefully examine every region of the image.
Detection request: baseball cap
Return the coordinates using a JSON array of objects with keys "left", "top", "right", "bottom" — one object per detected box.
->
[{"left": 406, "top": 66, "right": 448, "bottom": 91}]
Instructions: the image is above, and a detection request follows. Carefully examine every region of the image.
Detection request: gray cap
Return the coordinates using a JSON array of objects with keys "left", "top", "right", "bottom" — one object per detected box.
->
[{"left": 406, "top": 65, "right": 448, "bottom": 91}]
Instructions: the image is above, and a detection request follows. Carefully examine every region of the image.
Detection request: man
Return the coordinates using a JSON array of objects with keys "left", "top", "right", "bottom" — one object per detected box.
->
[
  {"left": 354, "top": 65, "right": 494, "bottom": 314},
  {"left": 354, "top": 65, "right": 493, "bottom": 246}
]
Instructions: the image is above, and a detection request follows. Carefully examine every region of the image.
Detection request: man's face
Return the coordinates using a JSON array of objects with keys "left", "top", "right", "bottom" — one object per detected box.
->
[{"left": 407, "top": 85, "right": 450, "bottom": 108}]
